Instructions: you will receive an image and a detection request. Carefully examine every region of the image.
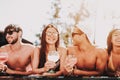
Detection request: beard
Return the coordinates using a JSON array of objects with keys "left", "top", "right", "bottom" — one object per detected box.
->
[{"left": 10, "top": 38, "right": 18, "bottom": 44}]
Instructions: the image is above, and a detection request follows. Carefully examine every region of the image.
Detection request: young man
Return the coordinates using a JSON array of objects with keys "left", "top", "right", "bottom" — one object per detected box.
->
[
  {"left": 64, "top": 26, "right": 108, "bottom": 76},
  {"left": 0, "top": 24, "right": 39, "bottom": 75}
]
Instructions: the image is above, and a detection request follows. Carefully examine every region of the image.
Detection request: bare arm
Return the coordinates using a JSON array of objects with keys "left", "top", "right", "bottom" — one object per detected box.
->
[
  {"left": 31, "top": 46, "right": 47, "bottom": 74},
  {"left": 31, "top": 46, "right": 40, "bottom": 71},
  {"left": 32, "top": 46, "right": 49, "bottom": 74},
  {"left": 74, "top": 49, "right": 108, "bottom": 76},
  {"left": 63, "top": 56, "right": 100, "bottom": 76},
  {"left": 73, "top": 69, "right": 100, "bottom": 76},
  {"left": 96, "top": 49, "right": 108, "bottom": 75},
  {"left": 6, "top": 67, "right": 32, "bottom": 75},
  {"left": 43, "top": 47, "right": 67, "bottom": 77}
]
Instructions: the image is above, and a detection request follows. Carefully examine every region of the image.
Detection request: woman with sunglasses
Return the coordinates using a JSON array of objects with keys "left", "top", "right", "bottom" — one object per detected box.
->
[
  {"left": 63, "top": 26, "right": 108, "bottom": 77},
  {"left": 32, "top": 24, "right": 67, "bottom": 77},
  {"left": 107, "top": 29, "right": 120, "bottom": 77}
]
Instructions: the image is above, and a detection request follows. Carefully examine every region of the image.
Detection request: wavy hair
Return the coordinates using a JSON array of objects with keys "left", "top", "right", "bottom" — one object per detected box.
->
[{"left": 39, "top": 24, "right": 59, "bottom": 68}]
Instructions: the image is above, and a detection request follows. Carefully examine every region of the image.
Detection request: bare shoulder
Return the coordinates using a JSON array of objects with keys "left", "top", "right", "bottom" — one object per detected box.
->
[
  {"left": 57, "top": 46, "right": 67, "bottom": 55},
  {"left": 37, "top": 45, "right": 41, "bottom": 50},
  {"left": 67, "top": 45, "right": 77, "bottom": 52},
  {"left": 58, "top": 46, "right": 67, "bottom": 52},
  {"left": 96, "top": 47, "right": 108, "bottom": 58},
  {"left": 36, "top": 45, "right": 41, "bottom": 49},
  {"left": 67, "top": 46, "right": 77, "bottom": 54},
  {"left": 22, "top": 43, "right": 35, "bottom": 49},
  {"left": 0, "top": 44, "right": 10, "bottom": 52}
]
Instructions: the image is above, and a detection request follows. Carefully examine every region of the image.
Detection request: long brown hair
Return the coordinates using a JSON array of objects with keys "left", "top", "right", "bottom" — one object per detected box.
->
[
  {"left": 39, "top": 24, "right": 59, "bottom": 68},
  {"left": 107, "top": 29, "right": 120, "bottom": 55}
]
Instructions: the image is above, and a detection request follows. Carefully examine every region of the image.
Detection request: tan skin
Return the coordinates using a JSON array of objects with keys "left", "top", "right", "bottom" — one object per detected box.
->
[
  {"left": 33, "top": 46, "right": 67, "bottom": 77},
  {"left": 33, "top": 27, "right": 67, "bottom": 77},
  {"left": 107, "top": 30, "right": 120, "bottom": 76},
  {"left": 64, "top": 33, "right": 108, "bottom": 76},
  {"left": 110, "top": 51, "right": 120, "bottom": 76},
  {"left": 0, "top": 30, "right": 39, "bottom": 75},
  {"left": 43, "top": 48, "right": 67, "bottom": 77}
]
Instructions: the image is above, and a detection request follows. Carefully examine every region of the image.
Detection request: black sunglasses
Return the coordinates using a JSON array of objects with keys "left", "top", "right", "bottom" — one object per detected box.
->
[{"left": 5, "top": 30, "right": 16, "bottom": 36}]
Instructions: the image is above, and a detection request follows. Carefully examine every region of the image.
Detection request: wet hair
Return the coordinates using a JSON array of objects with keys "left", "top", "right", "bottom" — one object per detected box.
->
[
  {"left": 4, "top": 24, "right": 22, "bottom": 36},
  {"left": 39, "top": 24, "right": 59, "bottom": 68},
  {"left": 107, "top": 29, "right": 120, "bottom": 54}
]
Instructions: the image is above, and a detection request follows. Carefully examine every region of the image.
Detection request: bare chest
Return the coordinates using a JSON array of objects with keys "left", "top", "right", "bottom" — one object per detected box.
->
[
  {"left": 76, "top": 53, "right": 97, "bottom": 70},
  {"left": 7, "top": 50, "right": 31, "bottom": 69}
]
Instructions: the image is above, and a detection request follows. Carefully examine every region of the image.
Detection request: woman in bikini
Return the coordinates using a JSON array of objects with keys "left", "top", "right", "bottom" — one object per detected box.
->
[
  {"left": 32, "top": 24, "right": 67, "bottom": 77},
  {"left": 107, "top": 29, "right": 120, "bottom": 77}
]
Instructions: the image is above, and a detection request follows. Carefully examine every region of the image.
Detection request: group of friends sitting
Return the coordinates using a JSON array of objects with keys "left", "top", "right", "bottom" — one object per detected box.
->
[{"left": 0, "top": 24, "right": 120, "bottom": 77}]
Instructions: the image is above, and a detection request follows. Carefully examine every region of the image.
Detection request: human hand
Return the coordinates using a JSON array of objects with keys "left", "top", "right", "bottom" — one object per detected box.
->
[
  {"left": 26, "top": 64, "right": 32, "bottom": 72},
  {"left": 64, "top": 55, "right": 77, "bottom": 73},
  {"left": 0, "top": 63, "right": 7, "bottom": 72},
  {"left": 115, "top": 71, "right": 120, "bottom": 77},
  {"left": 44, "top": 61, "right": 56, "bottom": 71},
  {"left": 64, "top": 64, "right": 74, "bottom": 73}
]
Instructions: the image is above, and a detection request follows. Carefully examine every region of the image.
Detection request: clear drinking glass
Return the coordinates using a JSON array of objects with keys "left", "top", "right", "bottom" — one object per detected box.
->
[
  {"left": 0, "top": 52, "right": 8, "bottom": 73},
  {"left": 67, "top": 54, "right": 77, "bottom": 72},
  {"left": 47, "top": 51, "right": 59, "bottom": 73},
  {"left": 69, "top": 54, "right": 77, "bottom": 65}
]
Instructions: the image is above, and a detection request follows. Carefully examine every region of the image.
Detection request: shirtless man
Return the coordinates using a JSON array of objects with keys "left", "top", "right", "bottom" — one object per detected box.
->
[
  {"left": 107, "top": 29, "right": 120, "bottom": 76},
  {"left": 0, "top": 24, "right": 39, "bottom": 75},
  {"left": 64, "top": 26, "right": 108, "bottom": 76}
]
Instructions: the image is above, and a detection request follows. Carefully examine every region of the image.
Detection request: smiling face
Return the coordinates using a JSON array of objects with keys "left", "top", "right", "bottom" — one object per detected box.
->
[
  {"left": 4, "top": 24, "right": 22, "bottom": 44},
  {"left": 72, "top": 33, "right": 82, "bottom": 46},
  {"left": 71, "top": 27, "right": 84, "bottom": 46},
  {"left": 111, "top": 30, "right": 120, "bottom": 46},
  {"left": 107, "top": 29, "right": 120, "bottom": 54},
  {"left": 45, "top": 27, "right": 58, "bottom": 45},
  {"left": 5, "top": 30, "right": 19, "bottom": 44}
]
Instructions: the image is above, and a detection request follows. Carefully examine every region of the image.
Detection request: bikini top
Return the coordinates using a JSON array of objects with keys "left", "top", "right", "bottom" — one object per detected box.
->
[
  {"left": 108, "top": 53, "right": 116, "bottom": 72},
  {"left": 39, "top": 52, "right": 60, "bottom": 72}
]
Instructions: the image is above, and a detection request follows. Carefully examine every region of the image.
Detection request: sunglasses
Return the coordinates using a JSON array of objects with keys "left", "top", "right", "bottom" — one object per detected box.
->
[
  {"left": 72, "top": 33, "right": 81, "bottom": 37},
  {"left": 5, "top": 30, "right": 17, "bottom": 36},
  {"left": 46, "top": 32, "right": 58, "bottom": 36}
]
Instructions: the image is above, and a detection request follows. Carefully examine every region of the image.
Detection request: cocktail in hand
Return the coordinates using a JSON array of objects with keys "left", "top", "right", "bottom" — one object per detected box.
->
[
  {"left": 47, "top": 51, "right": 59, "bottom": 73},
  {"left": 0, "top": 52, "right": 8, "bottom": 72},
  {"left": 64, "top": 54, "right": 77, "bottom": 74}
]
